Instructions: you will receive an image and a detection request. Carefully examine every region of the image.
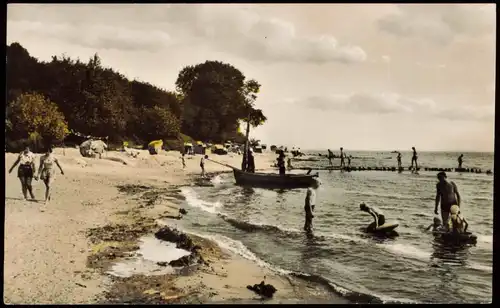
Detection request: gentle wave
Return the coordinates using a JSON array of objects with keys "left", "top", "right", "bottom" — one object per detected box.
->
[
  {"left": 345, "top": 190, "right": 433, "bottom": 201},
  {"left": 180, "top": 187, "right": 223, "bottom": 214}
]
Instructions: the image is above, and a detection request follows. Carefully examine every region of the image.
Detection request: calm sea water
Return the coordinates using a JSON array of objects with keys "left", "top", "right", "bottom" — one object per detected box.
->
[{"left": 172, "top": 151, "right": 493, "bottom": 303}]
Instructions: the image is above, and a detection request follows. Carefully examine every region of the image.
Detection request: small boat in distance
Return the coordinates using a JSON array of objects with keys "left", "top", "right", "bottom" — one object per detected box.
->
[{"left": 233, "top": 168, "right": 319, "bottom": 189}]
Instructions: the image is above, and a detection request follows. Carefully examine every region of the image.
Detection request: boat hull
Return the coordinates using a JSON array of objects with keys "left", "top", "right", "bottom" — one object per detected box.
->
[{"left": 233, "top": 169, "right": 318, "bottom": 189}]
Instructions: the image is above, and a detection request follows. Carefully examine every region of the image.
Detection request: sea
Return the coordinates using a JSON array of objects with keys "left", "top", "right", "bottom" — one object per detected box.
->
[{"left": 168, "top": 151, "right": 494, "bottom": 304}]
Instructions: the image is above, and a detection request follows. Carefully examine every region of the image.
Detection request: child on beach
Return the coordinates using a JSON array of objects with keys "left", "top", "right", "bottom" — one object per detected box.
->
[{"left": 446, "top": 205, "right": 469, "bottom": 234}]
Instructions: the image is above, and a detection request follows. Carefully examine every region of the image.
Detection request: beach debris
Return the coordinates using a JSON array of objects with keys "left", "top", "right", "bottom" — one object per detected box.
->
[
  {"left": 179, "top": 208, "right": 188, "bottom": 215},
  {"left": 143, "top": 289, "right": 160, "bottom": 295},
  {"left": 246, "top": 280, "right": 277, "bottom": 298},
  {"left": 75, "top": 282, "right": 87, "bottom": 288},
  {"left": 154, "top": 227, "right": 208, "bottom": 267}
]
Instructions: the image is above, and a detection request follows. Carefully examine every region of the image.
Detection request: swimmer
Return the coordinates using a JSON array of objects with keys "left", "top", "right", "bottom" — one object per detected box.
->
[
  {"left": 360, "top": 203, "right": 386, "bottom": 231},
  {"left": 447, "top": 205, "right": 468, "bottom": 234}
]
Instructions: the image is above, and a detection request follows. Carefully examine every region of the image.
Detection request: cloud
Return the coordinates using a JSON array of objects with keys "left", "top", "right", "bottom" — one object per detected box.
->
[
  {"left": 381, "top": 55, "right": 391, "bottom": 63},
  {"left": 7, "top": 4, "right": 367, "bottom": 63},
  {"left": 289, "top": 92, "right": 494, "bottom": 121},
  {"left": 8, "top": 20, "right": 171, "bottom": 52},
  {"left": 377, "top": 4, "right": 495, "bottom": 44}
]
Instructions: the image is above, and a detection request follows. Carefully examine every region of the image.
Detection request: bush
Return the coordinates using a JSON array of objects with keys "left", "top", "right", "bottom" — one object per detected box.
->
[{"left": 7, "top": 92, "right": 70, "bottom": 152}]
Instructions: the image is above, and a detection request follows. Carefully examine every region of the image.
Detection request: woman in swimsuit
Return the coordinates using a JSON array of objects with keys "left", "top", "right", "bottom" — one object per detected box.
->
[
  {"left": 9, "top": 146, "right": 36, "bottom": 200},
  {"left": 35, "top": 147, "right": 64, "bottom": 204}
]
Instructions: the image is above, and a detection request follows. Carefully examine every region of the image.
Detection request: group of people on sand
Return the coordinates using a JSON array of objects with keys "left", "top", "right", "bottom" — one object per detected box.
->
[
  {"left": 8, "top": 146, "right": 65, "bottom": 209},
  {"left": 302, "top": 169, "right": 469, "bottom": 236},
  {"left": 327, "top": 148, "right": 352, "bottom": 170}
]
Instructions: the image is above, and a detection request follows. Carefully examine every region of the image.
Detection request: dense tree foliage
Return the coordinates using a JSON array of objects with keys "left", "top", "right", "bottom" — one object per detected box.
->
[
  {"left": 176, "top": 61, "right": 266, "bottom": 142},
  {"left": 6, "top": 43, "right": 266, "bottom": 152},
  {"left": 7, "top": 93, "right": 70, "bottom": 151}
]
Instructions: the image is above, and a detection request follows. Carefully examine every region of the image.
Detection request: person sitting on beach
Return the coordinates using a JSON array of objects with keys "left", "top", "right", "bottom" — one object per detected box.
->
[
  {"left": 435, "top": 171, "right": 461, "bottom": 225},
  {"left": 446, "top": 205, "right": 468, "bottom": 234},
  {"left": 360, "top": 203, "right": 385, "bottom": 231},
  {"left": 425, "top": 217, "right": 443, "bottom": 232},
  {"left": 304, "top": 179, "right": 320, "bottom": 232},
  {"left": 200, "top": 155, "right": 208, "bottom": 178},
  {"left": 35, "top": 146, "right": 64, "bottom": 206}
]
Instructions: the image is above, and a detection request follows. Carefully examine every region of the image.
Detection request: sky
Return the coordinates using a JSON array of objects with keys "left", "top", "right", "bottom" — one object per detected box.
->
[{"left": 6, "top": 4, "right": 496, "bottom": 152}]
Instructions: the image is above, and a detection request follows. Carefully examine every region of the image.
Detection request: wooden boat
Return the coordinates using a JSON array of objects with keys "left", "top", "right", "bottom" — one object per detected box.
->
[{"left": 233, "top": 168, "right": 319, "bottom": 189}]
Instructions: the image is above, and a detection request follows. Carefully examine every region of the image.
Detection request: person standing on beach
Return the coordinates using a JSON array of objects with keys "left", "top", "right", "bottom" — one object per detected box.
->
[
  {"left": 339, "top": 147, "right": 345, "bottom": 170},
  {"left": 9, "top": 146, "right": 36, "bottom": 201},
  {"left": 181, "top": 153, "right": 186, "bottom": 169},
  {"left": 247, "top": 149, "right": 255, "bottom": 173},
  {"left": 410, "top": 147, "right": 418, "bottom": 172},
  {"left": 435, "top": 171, "right": 461, "bottom": 226},
  {"left": 35, "top": 146, "right": 64, "bottom": 206},
  {"left": 200, "top": 155, "right": 208, "bottom": 178},
  {"left": 397, "top": 152, "right": 402, "bottom": 169},
  {"left": 304, "top": 179, "right": 320, "bottom": 232},
  {"left": 327, "top": 149, "right": 334, "bottom": 166},
  {"left": 458, "top": 154, "right": 464, "bottom": 169},
  {"left": 277, "top": 151, "right": 286, "bottom": 175}
]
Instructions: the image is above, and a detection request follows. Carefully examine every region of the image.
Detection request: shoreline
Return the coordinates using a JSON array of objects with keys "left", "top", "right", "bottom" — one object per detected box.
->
[{"left": 4, "top": 148, "right": 350, "bottom": 304}]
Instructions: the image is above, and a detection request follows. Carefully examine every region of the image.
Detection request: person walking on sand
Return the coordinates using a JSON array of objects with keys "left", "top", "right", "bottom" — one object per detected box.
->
[
  {"left": 327, "top": 149, "right": 334, "bottom": 166},
  {"left": 200, "top": 155, "right": 208, "bottom": 178},
  {"left": 35, "top": 146, "right": 64, "bottom": 206},
  {"left": 435, "top": 171, "right": 461, "bottom": 226},
  {"left": 304, "top": 179, "right": 320, "bottom": 232},
  {"left": 181, "top": 153, "right": 186, "bottom": 169},
  {"left": 9, "top": 146, "right": 36, "bottom": 201},
  {"left": 339, "top": 147, "right": 346, "bottom": 170},
  {"left": 458, "top": 154, "right": 464, "bottom": 169},
  {"left": 410, "top": 147, "right": 418, "bottom": 172}
]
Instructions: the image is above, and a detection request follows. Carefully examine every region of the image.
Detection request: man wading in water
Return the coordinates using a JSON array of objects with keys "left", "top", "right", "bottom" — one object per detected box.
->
[
  {"left": 327, "top": 149, "right": 334, "bottom": 166},
  {"left": 458, "top": 154, "right": 464, "bottom": 169},
  {"left": 339, "top": 147, "right": 345, "bottom": 170},
  {"left": 435, "top": 171, "right": 461, "bottom": 225},
  {"left": 36, "top": 146, "right": 64, "bottom": 207},
  {"left": 410, "top": 147, "right": 418, "bottom": 172},
  {"left": 397, "top": 152, "right": 402, "bottom": 169},
  {"left": 9, "top": 146, "right": 36, "bottom": 201},
  {"left": 304, "top": 179, "right": 320, "bottom": 233}
]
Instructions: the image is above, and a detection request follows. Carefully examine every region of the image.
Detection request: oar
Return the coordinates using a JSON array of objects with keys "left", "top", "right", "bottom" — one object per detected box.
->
[{"left": 206, "top": 158, "right": 238, "bottom": 170}]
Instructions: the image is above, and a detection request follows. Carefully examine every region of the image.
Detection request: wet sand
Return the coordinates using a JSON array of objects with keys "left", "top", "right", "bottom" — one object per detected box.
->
[{"left": 4, "top": 148, "right": 347, "bottom": 304}]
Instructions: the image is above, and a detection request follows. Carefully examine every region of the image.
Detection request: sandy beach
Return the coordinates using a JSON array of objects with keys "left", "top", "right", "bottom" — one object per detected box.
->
[{"left": 4, "top": 148, "right": 346, "bottom": 304}]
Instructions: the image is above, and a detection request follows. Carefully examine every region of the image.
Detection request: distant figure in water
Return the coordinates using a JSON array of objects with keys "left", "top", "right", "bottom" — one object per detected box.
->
[
  {"left": 200, "top": 155, "right": 208, "bottom": 178},
  {"left": 247, "top": 149, "right": 255, "bottom": 173},
  {"left": 277, "top": 151, "right": 286, "bottom": 175},
  {"left": 339, "top": 147, "right": 345, "bottom": 169},
  {"left": 425, "top": 217, "right": 443, "bottom": 232},
  {"left": 347, "top": 155, "right": 352, "bottom": 168},
  {"left": 36, "top": 146, "right": 64, "bottom": 206},
  {"left": 458, "top": 154, "right": 464, "bottom": 169},
  {"left": 9, "top": 146, "right": 36, "bottom": 201},
  {"left": 447, "top": 204, "right": 468, "bottom": 234},
  {"left": 327, "top": 149, "right": 334, "bottom": 166},
  {"left": 410, "top": 147, "right": 418, "bottom": 172},
  {"left": 360, "top": 203, "right": 385, "bottom": 231},
  {"left": 397, "top": 152, "right": 402, "bottom": 168},
  {"left": 435, "top": 171, "right": 461, "bottom": 226},
  {"left": 304, "top": 179, "right": 320, "bottom": 232},
  {"left": 181, "top": 153, "right": 186, "bottom": 169}
]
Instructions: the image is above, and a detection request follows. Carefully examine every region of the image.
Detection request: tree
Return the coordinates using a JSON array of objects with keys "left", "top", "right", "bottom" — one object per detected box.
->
[
  {"left": 130, "top": 106, "right": 181, "bottom": 143},
  {"left": 8, "top": 93, "right": 70, "bottom": 148},
  {"left": 175, "top": 61, "right": 266, "bottom": 142}
]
